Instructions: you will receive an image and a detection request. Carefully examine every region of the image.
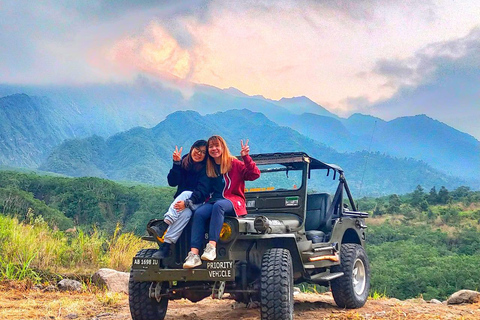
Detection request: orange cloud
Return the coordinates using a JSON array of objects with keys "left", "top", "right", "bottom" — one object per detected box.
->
[{"left": 109, "top": 22, "right": 193, "bottom": 81}]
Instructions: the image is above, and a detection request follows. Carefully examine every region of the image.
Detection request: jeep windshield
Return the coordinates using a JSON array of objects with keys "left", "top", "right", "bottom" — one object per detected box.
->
[
  {"left": 245, "top": 164, "right": 303, "bottom": 192},
  {"left": 245, "top": 153, "right": 344, "bottom": 194}
]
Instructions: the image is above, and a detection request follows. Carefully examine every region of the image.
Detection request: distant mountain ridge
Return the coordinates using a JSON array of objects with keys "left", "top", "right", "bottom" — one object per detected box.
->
[
  {"left": 0, "top": 94, "right": 76, "bottom": 167},
  {"left": 0, "top": 78, "right": 479, "bottom": 195},
  {"left": 39, "top": 109, "right": 468, "bottom": 196}
]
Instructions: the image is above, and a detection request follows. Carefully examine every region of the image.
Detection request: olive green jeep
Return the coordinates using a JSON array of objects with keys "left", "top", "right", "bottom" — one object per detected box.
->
[{"left": 129, "top": 152, "right": 370, "bottom": 320}]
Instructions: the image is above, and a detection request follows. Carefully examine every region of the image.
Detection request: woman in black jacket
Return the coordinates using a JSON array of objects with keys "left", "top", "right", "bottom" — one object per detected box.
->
[{"left": 149, "top": 140, "right": 209, "bottom": 258}]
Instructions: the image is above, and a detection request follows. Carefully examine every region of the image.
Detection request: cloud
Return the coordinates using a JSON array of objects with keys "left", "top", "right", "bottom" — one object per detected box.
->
[
  {"left": 1, "top": 0, "right": 479, "bottom": 137},
  {"left": 363, "top": 27, "right": 480, "bottom": 138},
  {"left": 108, "top": 23, "right": 194, "bottom": 81},
  {"left": 373, "top": 27, "right": 480, "bottom": 86},
  {"left": 0, "top": 0, "right": 213, "bottom": 84}
]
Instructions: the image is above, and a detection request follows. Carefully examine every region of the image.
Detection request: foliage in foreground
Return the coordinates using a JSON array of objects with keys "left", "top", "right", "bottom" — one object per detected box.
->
[
  {"left": 0, "top": 171, "right": 175, "bottom": 234},
  {"left": 367, "top": 221, "right": 480, "bottom": 300},
  {"left": 0, "top": 215, "right": 152, "bottom": 283}
]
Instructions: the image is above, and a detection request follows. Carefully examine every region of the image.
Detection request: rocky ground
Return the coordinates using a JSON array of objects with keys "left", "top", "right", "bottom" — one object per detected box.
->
[{"left": 1, "top": 281, "right": 480, "bottom": 320}]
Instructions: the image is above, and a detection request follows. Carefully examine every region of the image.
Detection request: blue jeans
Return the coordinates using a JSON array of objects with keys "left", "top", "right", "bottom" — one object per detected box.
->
[
  {"left": 190, "top": 200, "right": 235, "bottom": 250},
  {"left": 163, "top": 191, "right": 202, "bottom": 244}
]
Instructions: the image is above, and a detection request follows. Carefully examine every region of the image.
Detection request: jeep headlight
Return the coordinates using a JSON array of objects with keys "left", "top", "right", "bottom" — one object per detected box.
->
[{"left": 219, "top": 219, "right": 237, "bottom": 243}]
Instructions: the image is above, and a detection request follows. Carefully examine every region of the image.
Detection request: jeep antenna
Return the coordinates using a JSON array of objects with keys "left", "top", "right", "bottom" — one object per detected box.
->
[{"left": 358, "top": 120, "right": 377, "bottom": 197}]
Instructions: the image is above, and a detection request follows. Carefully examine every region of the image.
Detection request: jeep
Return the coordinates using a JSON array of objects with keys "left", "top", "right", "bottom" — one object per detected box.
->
[{"left": 129, "top": 152, "right": 370, "bottom": 320}]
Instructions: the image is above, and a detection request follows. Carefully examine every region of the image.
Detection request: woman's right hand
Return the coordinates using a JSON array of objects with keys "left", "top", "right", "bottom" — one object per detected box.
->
[{"left": 173, "top": 146, "right": 183, "bottom": 161}]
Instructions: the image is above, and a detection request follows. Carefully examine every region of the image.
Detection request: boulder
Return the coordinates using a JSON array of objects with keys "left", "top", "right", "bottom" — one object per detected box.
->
[
  {"left": 428, "top": 299, "right": 442, "bottom": 304},
  {"left": 58, "top": 279, "right": 82, "bottom": 292},
  {"left": 447, "top": 290, "right": 480, "bottom": 305},
  {"left": 92, "top": 268, "right": 129, "bottom": 293}
]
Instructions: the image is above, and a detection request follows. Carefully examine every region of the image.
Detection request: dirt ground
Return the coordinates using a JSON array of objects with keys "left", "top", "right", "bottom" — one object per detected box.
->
[{"left": 1, "top": 282, "right": 480, "bottom": 320}]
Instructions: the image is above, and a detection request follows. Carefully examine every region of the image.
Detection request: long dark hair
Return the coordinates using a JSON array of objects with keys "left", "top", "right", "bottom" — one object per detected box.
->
[{"left": 182, "top": 139, "right": 208, "bottom": 172}]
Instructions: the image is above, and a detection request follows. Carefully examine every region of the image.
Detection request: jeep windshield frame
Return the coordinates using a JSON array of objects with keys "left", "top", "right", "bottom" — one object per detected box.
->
[{"left": 244, "top": 152, "right": 361, "bottom": 220}]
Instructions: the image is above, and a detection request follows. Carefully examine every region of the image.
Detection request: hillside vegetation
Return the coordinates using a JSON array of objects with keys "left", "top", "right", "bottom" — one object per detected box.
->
[
  {"left": 0, "top": 170, "right": 479, "bottom": 301},
  {"left": 0, "top": 171, "right": 175, "bottom": 234},
  {"left": 360, "top": 186, "right": 480, "bottom": 300},
  {"left": 40, "top": 110, "right": 468, "bottom": 196}
]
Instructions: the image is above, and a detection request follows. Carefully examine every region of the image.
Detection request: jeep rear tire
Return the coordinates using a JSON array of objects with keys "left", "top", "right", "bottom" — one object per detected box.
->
[
  {"left": 129, "top": 249, "right": 168, "bottom": 320},
  {"left": 260, "top": 248, "right": 294, "bottom": 320},
  {"left": 331, "top": 243, "right": 370, "bottom": 308}
]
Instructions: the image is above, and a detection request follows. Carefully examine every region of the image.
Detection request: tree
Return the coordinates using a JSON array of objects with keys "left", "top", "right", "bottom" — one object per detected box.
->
[
  {"left": 427, "top": 186, "right": 438, "bottom": 205},
  {"left": 411, "top": 185, "right": 425, "bottom": 208},
  {"left": 387, "top": 194, "right": 401, "bottom": 214},
  {"left": 438, "top": 186, "right": 451, "bottom": 205},
  {"left": 373, "top": 199, "right": 386, "bottom": 217}
]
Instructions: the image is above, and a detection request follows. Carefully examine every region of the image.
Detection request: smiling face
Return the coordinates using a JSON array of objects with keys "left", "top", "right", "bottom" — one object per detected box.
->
[
  {"left": 208, "top": 139, "right": 223, "bottom": 162},
  {"left": 191, "top": 146, "right": 207, "bottom": 162}
]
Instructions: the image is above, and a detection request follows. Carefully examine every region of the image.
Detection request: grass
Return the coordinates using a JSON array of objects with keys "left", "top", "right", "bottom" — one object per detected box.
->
[
  {"left": 0, "top": 214, "right": 153, "bottom": 283},
  {"left": 369, "top": 290, "right": 388, "bottom": 300},
  {"left": 297, "top": 283, "right": 328, "bottom": 294}
]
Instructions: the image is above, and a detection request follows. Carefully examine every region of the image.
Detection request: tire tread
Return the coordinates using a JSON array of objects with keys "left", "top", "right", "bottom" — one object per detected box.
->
[
  {"left": 260, "top": 248, "right": 293, "bottom": 320},
  {"left": 129, "top": 249, "right": 168, "bottom": 320}
]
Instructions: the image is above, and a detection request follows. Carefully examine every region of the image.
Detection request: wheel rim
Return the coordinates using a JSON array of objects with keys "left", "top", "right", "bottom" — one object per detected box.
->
[{"left": 352, "top": 258, "right": 366, "bottom": 295}]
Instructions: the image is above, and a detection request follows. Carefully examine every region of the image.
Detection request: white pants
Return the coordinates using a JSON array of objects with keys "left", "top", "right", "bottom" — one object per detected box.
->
[{"left": 163, "top": 191, "right": 201, "bottom": 244}]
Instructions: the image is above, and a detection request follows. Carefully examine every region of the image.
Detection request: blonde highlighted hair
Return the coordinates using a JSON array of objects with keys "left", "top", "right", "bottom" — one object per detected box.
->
[{"left": 206, "top": 135, "right": 233, "bottom": 177}]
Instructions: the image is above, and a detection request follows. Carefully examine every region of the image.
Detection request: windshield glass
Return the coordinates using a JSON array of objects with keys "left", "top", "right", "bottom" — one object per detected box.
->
[{"left": 245, "top": 164, "right": 303, "bottom": 192}]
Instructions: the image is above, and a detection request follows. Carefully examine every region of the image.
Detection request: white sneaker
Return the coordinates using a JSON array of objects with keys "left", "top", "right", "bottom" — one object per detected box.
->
[
  {"left": 183, "top": 252, "right": 201, "bottom": 269},
  {"left": 201, "top": 243, "right": 216, "bottom": 261}
]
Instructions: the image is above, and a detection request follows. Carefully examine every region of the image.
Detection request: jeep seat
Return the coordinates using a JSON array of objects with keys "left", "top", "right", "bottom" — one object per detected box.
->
[{"left": 305, "top": 193, "right": 332, "bottom": 242}]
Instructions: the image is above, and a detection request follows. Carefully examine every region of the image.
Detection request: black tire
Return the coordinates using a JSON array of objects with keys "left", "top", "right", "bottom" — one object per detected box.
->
[
  {"left": 330, "top": 243, "right": 370, "bottom": 309},
  {"left": 129, "top": 249, "right": 168, "bottom": 320},
  {"left": 260, "top": 248, "right": 294, "bottom": 320}
]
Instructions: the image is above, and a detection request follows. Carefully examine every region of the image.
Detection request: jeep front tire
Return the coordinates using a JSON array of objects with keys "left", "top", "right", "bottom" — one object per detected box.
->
[
  {"left": 129, "top": 249, "right": 168, "bottom": 320},
  {"left": 260, "top": 248, "right": 294, "bottom": 320}
]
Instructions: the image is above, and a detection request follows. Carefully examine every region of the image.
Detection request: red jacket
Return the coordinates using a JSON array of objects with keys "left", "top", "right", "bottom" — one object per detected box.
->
[{"left": 223, "top": 155, "right": 261, "bottom": 216}]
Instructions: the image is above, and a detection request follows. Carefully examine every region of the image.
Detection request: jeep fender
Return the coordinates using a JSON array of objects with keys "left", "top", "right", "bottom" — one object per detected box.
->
[
  {"left": 236, "top": 234, "right": 305, "bottom": 279},
  {"left": 329, "top": 218, "right": 366, "bottom": 247}
]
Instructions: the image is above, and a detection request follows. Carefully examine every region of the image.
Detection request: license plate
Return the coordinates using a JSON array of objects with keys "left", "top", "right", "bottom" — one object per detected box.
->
[
  {"left": 206, "top": 261, "right": 235, "bottom": 279},
  {"left": 132, "top": 257, "right": 160, "bottom": 268}
]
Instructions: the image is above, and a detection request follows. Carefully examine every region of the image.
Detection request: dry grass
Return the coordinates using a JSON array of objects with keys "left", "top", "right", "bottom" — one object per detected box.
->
[
  {"left": 0, "top": 216, "right": 154, "bottom": 281},
  {"left": 1, "top": 286, "right": 480, "bottom": 320},
  {"left": 106, "top": 225, "right": 154, "bottom": 272},
  {"left": 0, "top": 282, "right": 128, "bottom": 320}
]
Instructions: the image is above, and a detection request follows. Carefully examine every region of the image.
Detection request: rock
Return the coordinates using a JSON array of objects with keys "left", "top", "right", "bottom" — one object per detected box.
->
[
  {"left": 404, "top": 298, "right": 425, "bottom": 304},
  {"left": 64, "top": 313, "right": 78, "bottom": 319},
  {"left": 447, "top": 289, "right": 480, "bottom": 305},
  {"left": 92, "top": 268, "right": 129, "bottom": 293},
  {"left": 429, "top": 299, "right": 442, "bottom": 304},
  {"left": 231, "top": 301, "right": 247, "bottom": 309},
  {"left": 42, "top": 285, "right": 57, "bottom": 292},
  {"left": 57, "top": 279, "right": 82, "bottom": 292},
  {"left": 294, "top": 287, "right": 301, "bottom": 296}
]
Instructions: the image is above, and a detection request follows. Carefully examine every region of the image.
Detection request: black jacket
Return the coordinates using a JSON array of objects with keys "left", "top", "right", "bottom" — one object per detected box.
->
[{"left": 167, "top": 157, "right": 209, "bottom": 205}]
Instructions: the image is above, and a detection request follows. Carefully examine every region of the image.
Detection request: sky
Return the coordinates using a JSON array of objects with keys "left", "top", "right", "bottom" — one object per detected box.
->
[{"left": 1, "top": 0, "right": 479, "bottom": 139}]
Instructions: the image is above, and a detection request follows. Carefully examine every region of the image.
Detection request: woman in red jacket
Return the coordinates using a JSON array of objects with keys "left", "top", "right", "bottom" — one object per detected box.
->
[{"left": 183, "top": 135, "right": 260, "bottom": 268}]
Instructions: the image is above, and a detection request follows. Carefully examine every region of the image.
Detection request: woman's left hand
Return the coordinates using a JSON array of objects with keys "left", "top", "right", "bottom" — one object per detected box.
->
[
  {"left": 240, "top": 139, "right": 250, "bottom": 156},
  {"left": 174, "top": 200, "right": 186, "bottom": 212}
]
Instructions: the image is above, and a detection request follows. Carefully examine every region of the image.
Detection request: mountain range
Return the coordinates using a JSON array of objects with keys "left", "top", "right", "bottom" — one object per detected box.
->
[{"left": 0, "top": 77, "right": 478, "bottom": 196}]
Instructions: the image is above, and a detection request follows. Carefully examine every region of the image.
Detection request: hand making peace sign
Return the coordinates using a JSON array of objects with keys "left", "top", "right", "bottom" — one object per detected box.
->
[
  {"left": 173, "top": 146, "right": 183, "bottom": 162},
  {"left": 240, "top": 139, "right": 250, "bottom": 157}
]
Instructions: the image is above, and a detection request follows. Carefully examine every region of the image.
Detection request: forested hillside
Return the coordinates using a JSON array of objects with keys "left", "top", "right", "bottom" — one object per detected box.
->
[
  {"left": 39, "top": 110, "right": 466, "bottom": 196},
  {"left": 359, "top": 186, "right": 480, "bottom": 300},
  {"left": 0, "top": 169, "right": 479, "bottom": 300},
  {"left": 0, "top": 83, "right": 478, "bottom": 192},
  {"left": 0, "top": 171, "right": 175, "bottom": 234}
]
